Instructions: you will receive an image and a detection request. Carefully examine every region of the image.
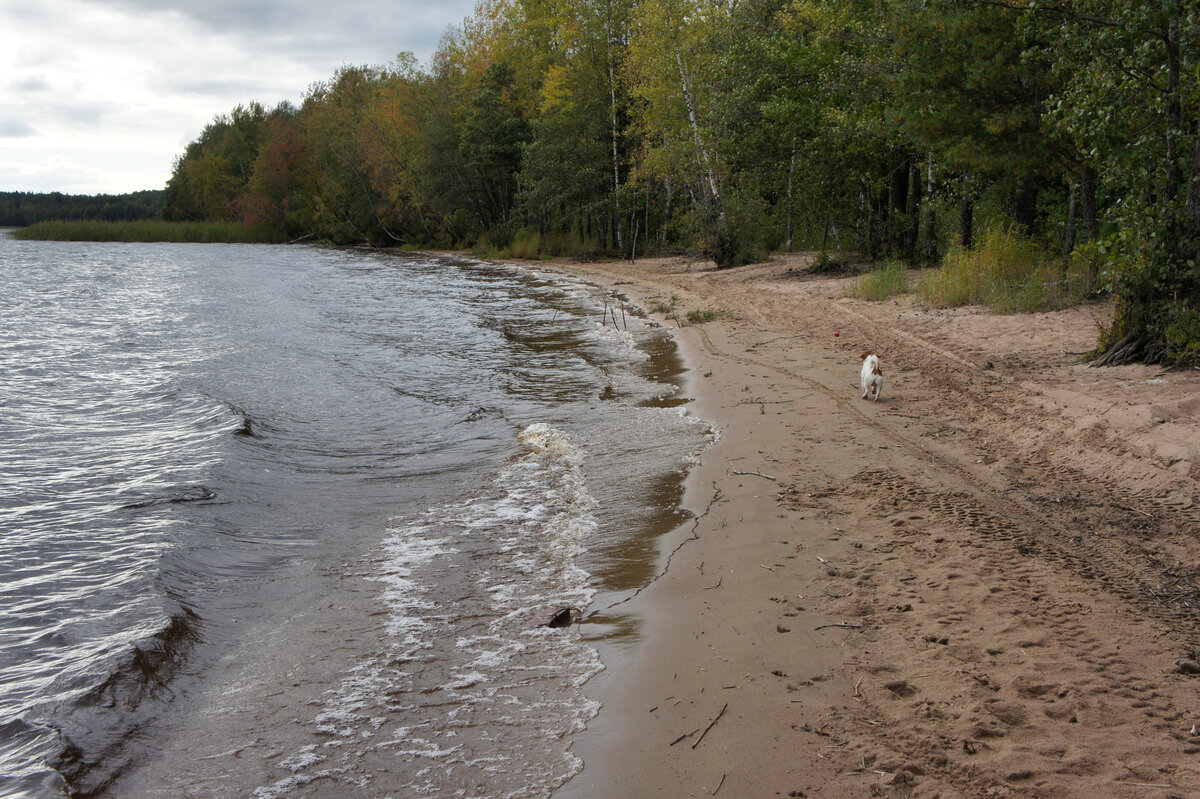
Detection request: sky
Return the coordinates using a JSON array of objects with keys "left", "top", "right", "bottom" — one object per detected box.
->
[{"left": 0, "top": 0, "right": 478, "bottom": 195}]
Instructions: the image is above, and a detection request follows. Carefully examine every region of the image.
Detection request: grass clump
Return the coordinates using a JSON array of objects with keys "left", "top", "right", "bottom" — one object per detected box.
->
[
  {"left": 12, "top": 220, "right": 289, "bottom": 243},
  {"left": 920, "top": 227, "right": 1089, "bottom": 313},
  {"left": 850, "top": 261, "right": 910, "bottom": 301},
  {"left": 505, "top": 227, "right": 550, "bottom": 260},
  {"left": 685, "top": 308, "right": 718, "bottom": 325},
  {"left": 809, "top": 250, "right": 854, "bottom": 274},
  {"left": 648, "top": 294, "right": 680, "bottom": 314},
  {"left": 470, "top": 227, "right": 588, "bottom": 260}
]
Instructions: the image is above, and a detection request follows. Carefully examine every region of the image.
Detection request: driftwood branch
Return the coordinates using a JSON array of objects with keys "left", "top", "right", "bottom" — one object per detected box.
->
[
  {"left": 692, "top": 703, "right": 728, "bottom": 749},
  {"left": 726, "top": 458, "right": 776, "bottom": 481},
  {"left": 1113, "top": 502, "right": 1155, "bottom": 520}
]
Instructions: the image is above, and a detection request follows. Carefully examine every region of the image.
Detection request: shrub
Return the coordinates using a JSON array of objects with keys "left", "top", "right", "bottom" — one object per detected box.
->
[
  {"left": 919, "top": 226, "right": 1089, "bottom": 313},
  {"left": 850, "top": 261, "right": 909, "bottom": 301},
  {"left": 507, "top": 226, "right": 544, "bottom": 259},
  {"left": 1164, "top": 304, "right": 1200, "bottom": 366}
]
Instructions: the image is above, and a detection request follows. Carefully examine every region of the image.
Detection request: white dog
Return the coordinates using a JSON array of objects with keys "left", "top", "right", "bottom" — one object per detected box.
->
[{"left": 859, "top": 352, "right": 883, "bottom": 401}]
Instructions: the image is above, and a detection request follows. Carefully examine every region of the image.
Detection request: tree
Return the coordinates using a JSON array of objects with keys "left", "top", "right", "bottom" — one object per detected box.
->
[
  {"left": 163, "top": 103, "right": 269, "bottom": 222},
  {"left": 1039, "top": 0, "right": 1200, "bottom": 364}
]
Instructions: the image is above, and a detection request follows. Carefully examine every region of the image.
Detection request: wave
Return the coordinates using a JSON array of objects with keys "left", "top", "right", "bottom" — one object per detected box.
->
[{"left": 47, "top": 608, "right": 201, "bottom": 797}]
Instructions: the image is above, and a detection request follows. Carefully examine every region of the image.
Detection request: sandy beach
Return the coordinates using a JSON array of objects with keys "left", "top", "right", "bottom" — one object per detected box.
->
[{"left": 550, "top": 254, "right": 1200, "bottom": 799}]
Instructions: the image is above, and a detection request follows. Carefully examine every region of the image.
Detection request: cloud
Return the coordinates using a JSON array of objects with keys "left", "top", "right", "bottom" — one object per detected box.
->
[
  {"left": 11, "top": 75, "right": 51, "bottom": 93},
  {"left": 88, "top": 0, "right": 476, "bottom": 67},
  {"left": 0, "top": 118, "right": 36, "bottom": 138},
  {"left": 0, "top": 152, "right": 159, "bottom": 194},
  {"left": 0, "top": 0, "right": 478, "bottom": 193}
]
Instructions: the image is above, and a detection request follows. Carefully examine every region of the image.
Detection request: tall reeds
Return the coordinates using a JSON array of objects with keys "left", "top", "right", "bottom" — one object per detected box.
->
[{"left": 11, "top": 220, "right": 289, "bottom": 243}]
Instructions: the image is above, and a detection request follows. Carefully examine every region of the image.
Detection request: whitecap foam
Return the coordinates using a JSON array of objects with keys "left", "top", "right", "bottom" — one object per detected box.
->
[{"left": 257, "top": 423, "right": 604, "bottom": 799}]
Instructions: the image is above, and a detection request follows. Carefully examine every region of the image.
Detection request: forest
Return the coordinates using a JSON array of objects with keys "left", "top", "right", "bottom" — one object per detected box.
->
[
  {"left": 162, "top": 0, "right": 1199, "bottom": 365},
  {"left": 0, "top": 190, "right": 164, "bottom": 226}
]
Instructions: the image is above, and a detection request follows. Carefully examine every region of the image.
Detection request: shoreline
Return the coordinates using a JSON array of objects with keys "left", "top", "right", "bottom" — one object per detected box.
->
[
  {"left": 555, "top": 257, "right": 871, "bottom": 798},
  {"left": 546, "top": 253, "right": 1200, "bottom": 798}
]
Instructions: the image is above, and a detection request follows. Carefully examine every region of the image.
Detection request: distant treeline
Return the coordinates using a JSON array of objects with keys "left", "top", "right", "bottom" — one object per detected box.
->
[
  {"left": 0, "top": 190, "right": 164, "bottom": 226},
  {"left": 165, "top": 0, "right": 1200, "bottom": 365}
]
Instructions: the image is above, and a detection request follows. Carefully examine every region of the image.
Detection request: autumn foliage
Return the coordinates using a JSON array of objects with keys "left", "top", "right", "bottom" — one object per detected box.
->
[{"left": 165, "top": 0, "right": 1200, "bottom": 364}]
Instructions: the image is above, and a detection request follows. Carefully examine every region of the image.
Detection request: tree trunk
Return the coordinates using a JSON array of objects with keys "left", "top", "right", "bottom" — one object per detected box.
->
[
  {"left": 922, "top": 152, "right": 938, "bottom": 261},
  {"left": 1011, "top": 177, "right": 1037, "bottom": 233},
  {"left": 666, "top": 6, "right": 721, "bottom": 217},
  {"left": 1063, "top": 176, "right": 1078, "bottom": 256},
  {"left": 1079, "top": 165, "right": 1099, "bottom": 291},
  {"left": 906, "top": 159, "right": 922, "bottom": 261},
  {"left": 1185, "top": 113, "right": 1200, "bottom": 245},
  {"left": 960, "top": 170, "right": 974, "bottom": 249},
  {"left": 1081, "top": 165, "right": 1098, "bottom": 244},
  {"left": 607, "top": 24, "right": 623, "bottom": 252},
  {"left": 891, "top": 157, "right": 909, "bottom": 253},
  {"left": 786, "top": 140, "right": 797, "bottom": 252},
  {"left": 862, "top": 179, "right": 877, "bottom": 259},
  {"left": 1162, "top": 16, "right": 1183, "bottom": 207},
  {"left": 661, "top": 148, "right": 673, "bottom": 247}
]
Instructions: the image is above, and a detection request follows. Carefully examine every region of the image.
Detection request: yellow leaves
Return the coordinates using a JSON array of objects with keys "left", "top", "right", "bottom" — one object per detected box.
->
[
  {"left": 779, "top": 0, "right": 850, "bottom": 37},
  {"left": 538, "top": 64, "right": 576, "bottom": 114}
]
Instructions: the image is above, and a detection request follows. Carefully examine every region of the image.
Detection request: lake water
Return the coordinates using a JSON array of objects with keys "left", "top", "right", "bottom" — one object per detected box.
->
[{"left": 0, "top": 235, "right": 710, "bottom": 798}]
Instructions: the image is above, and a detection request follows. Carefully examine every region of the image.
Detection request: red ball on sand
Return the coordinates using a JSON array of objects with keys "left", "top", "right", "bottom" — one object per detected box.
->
[{"left": 833, "top": 331, "right": 839, "bottom": 337}]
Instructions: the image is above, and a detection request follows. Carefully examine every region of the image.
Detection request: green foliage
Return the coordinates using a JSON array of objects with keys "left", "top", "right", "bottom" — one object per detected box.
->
[
  {"left": 11, "top": 220, "right": 289, "bottom": 243},
  {"left": 808, "top": 250, "right": 855, "bottom": 274},
  {"left": 1164, "top": 304, "right": 1200, "bottom": 366},
  {"left": 1035, "top": 1, "right": 1200, "bottom": 362},
  {"left": 709, "top": 186, "right": 773, "bottom": 267},
  {"left": 647, "top": 294, "right": 680, "bottom": 314},
  {"left": 919, "top": 228, "right": 1089, "bottom": 314},
  {"left": 150, "top": 0, "right": 1196, "bottom": 363},
  {"left": 504, "top": 227, "right": 552, "bottom": 259},
  {"left": 850, "top": 261, "right": 909, "bottom": 301},
  {"left": 685, "top": 308, "right": 717, "bottom": 324},
  {"left": 164, "top": 102, "right": 272, "bottom": 222}
]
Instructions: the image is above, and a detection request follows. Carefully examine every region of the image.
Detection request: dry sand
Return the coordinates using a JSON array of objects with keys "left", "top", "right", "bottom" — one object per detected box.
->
[{"left": 546, "top": 254, "right": 1200, "bottom": 799}]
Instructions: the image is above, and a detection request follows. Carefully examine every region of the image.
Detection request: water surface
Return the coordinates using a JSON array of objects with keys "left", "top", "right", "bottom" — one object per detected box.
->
[{"left": 0, "top": 236, "right": 709, "bottom": 797}]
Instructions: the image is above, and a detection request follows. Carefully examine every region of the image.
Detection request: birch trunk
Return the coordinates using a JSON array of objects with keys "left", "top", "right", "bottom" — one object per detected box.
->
[
  {"left": 665, "top": 4, "right": 721, "bottom": 218},
  {"left": 923, "top": 151, "right": 938, "bottom": 261},
  {"left": 607, "top": 18, "right": 623, "bottom": 252}
]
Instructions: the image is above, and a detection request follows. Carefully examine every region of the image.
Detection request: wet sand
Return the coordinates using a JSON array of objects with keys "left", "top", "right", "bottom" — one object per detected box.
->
[{"left": 551, "top": 254, "right": 1200, "bottom": 799}]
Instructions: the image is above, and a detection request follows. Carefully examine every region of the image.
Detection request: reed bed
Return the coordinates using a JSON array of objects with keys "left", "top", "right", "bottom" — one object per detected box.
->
[{"left": 11, "top": 220, "right": 289, "bottom": 243}]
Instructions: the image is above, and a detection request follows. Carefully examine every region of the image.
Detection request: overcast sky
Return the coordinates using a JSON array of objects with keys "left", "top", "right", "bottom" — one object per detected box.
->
[{"left": 0, "top": 0, "right": 478, "bottom": 195}]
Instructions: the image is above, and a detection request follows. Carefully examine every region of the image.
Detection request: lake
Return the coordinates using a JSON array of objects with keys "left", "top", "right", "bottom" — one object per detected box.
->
[{"left": 0, "top": 235, "right": 709, "bottom": 798}]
